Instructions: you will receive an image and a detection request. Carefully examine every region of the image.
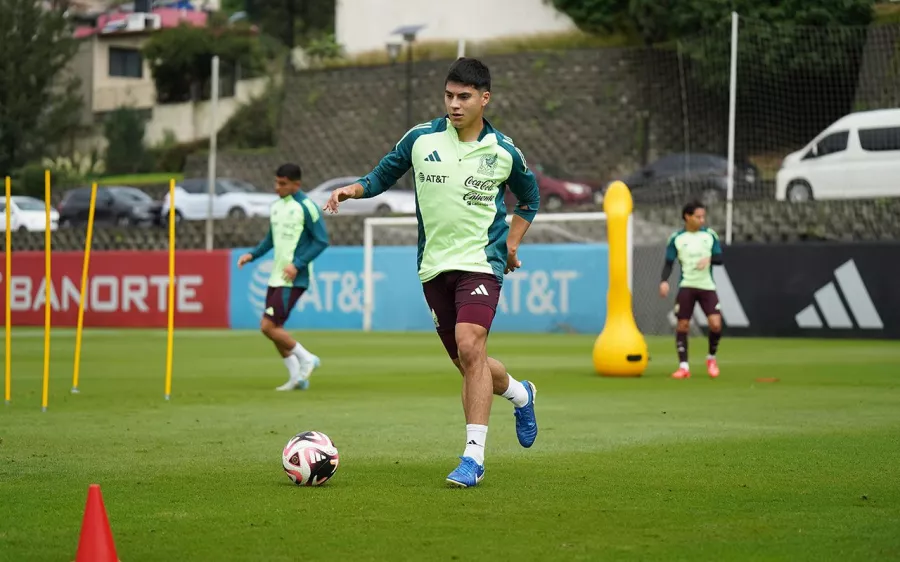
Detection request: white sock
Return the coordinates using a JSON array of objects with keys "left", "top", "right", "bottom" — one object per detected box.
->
[
  {"left": 501, "top": 374, "right": 529, "bottom": 408},
  {"left": 463, "top": 424, "right": 487, "bottom": 466},
  {"left": 707, "top": 354, "right": 716, "bottom": 360},
  {"left": 291, "top": 342, "right": 314, "bottom": 363},
  {"left": 283, "top": 355, "right": 302, "bottom": 382},
  {"left": 680, "top": 361, "right": 690, "bottom": 371}
]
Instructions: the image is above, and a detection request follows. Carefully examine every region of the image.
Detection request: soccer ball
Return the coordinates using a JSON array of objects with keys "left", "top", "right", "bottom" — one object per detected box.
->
[{"left": 281, "top": 431, "right": 340, "bottom": 486}]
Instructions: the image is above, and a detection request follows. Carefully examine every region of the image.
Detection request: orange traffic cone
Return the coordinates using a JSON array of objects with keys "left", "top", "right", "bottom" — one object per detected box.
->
[{"left": 74, "top": 484, "right": 120, "bottom": 562}]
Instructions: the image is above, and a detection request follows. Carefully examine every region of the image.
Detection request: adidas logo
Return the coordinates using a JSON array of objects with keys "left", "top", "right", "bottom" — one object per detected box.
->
[
  {"left": 424, "top": 150, "right": 442, "bottom": 162},
  {"left": 265, "top": 306, "right": 275, "bottom": 316},
  {"left": 795, "top": 259, "right": 883, "bottom": 329},
  {"left": 470, "top": 284, "right": 489, "bottom": 296}
]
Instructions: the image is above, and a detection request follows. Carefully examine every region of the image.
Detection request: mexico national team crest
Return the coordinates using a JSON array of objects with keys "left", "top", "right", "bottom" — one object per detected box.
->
[{"left": 478, "top": 153, "right": 498, "bottom": 175}]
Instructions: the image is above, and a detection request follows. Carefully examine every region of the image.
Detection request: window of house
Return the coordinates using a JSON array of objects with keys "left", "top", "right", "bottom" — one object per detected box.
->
[{"left": 108, "top": 47, "right": 143, "bottom": 78}]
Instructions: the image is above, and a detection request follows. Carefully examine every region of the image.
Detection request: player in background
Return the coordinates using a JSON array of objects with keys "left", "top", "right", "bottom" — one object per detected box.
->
[
  {"left": 324, "top": 57, "right": 540, "bottom": 488},
  {"left": 659, "top": 201, "right": 724, "bottom": 379},
  {"left": 238, "top": 163, "right": 329, "bottom": 391}
]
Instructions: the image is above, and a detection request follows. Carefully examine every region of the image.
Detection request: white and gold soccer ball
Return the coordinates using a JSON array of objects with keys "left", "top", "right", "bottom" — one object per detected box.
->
[{"left": 281, "top": 431, "right": 340, "bottom": 486}]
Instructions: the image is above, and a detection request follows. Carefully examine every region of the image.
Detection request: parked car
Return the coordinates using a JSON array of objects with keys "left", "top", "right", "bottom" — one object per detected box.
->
[
  {"left": 532, "top": 163, "right": 606, "bottom": 206},
  {"left": 502, "top": 166, "right": 595, "bottom": 211},
  {"left": 776, "top": 109, "right": 900, "bottom": 202},
  {"left": 0, "top": 196, "right": 59, "bottom": 232},
  {"left": 58, "top": 185, "right": 159, "bottom": 227},
  {"left": 160, "top": 178, "right": 277, "bottom": 224},
  {"left": 608, "top": 153, "right": 760, "bottom": 205},
  {"left": 305, "top": 176, "right": 417, "bottom": 215}
]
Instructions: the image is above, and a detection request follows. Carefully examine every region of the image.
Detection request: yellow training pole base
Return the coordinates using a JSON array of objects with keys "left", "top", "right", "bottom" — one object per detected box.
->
[
  {"left": 593, "top": 180, "right": 649, "bottom": 378},
  {"left": 593, "top": 322, "right": 649, "bottom": 377}
]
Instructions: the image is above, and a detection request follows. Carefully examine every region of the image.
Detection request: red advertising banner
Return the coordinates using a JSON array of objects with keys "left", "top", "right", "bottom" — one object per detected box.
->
[{"left": 0, "top": 250, "right": 230, "bottom": 328}]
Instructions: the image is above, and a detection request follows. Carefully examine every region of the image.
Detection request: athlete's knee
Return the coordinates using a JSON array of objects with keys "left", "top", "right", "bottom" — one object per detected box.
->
[
  {"left": 676, "top": 319, "right": 691, "bottom": 333},
  {"left": 455, "top": 324, "right": 487, "bottom": 373},
  {"left": 260, "top": 317, "right": 278, "bottom": 337},
  {"left": 707, "top": 315, "right": 723, "bottom": 332}
]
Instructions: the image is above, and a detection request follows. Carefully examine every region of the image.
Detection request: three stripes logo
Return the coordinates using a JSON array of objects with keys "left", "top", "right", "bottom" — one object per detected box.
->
[
  {"left": 795, "top": 259, "right": 883, "bottom": 330},
  {"left": 470, "top": 284, "right": 490, "bottom": 296},
  {"left": 424, "top": 150, "right": 442, "bottom": 162}
]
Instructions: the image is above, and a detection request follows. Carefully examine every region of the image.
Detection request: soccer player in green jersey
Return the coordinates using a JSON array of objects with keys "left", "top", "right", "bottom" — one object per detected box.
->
[
  {"left": 238, "top": 164, "right": 329, "bottom": 391},
  {"left": 659, "top": 201, "right": 724, "bottom": 379},
  {"left": 324, "top": 57, "right": 540, "bottom": 488}
]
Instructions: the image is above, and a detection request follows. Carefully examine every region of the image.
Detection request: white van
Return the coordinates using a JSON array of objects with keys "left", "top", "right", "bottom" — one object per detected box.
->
[{"left": 775, "top": 108, "right": 900, "bottom": 202}]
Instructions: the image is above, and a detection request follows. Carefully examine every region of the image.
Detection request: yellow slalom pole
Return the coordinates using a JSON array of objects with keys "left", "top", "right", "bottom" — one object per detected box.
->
[
  {"left": 164, "top": 178, "right": 175, "bottom": 400},
  {"left": 41, "top": 170, "right": 52, "bottom": 412},
  {"left": 72, "top": 182, "right": 97, "bottom": 394},
  {"left": 5, "top": 176, "right": 11, "bottom": 405}
]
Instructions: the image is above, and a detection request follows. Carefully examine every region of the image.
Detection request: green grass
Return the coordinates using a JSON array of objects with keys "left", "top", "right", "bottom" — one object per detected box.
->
[
  {"left": 95, "top": 173, "right": 184, "bottom": 186},
  {"left": 1, "top": 330, "right": 899, "bottom": 561}
]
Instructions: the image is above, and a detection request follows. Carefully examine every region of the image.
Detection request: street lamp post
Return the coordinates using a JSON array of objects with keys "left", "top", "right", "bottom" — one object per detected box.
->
[{"left": 389, "top": 24, "right": 425, "bottom": 131}]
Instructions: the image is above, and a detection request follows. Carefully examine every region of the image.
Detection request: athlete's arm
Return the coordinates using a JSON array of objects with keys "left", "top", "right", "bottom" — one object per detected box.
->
[
  {"left": 661, "top": 233, "right": 678, "bottom": 281},
  {"left": 292, "top": 200, "right": 329, "bottom": 271},
  {"left": 710, "top": 229, "right": 724, "bottom": 265},
  {"left": 325, "top": 128, "right": 418, "bottom": 213},
  {"left": 661, "top": 259, "right": 675, "bottom": 282},
  {"left": 502, "top": 142, "right": 540, "bottom": 253},
  {"left": 359, "top": 125, "right": 424, "bottom": 198},
  {"left": 249, "top": 227, "right": 274, "bottom": 261}
]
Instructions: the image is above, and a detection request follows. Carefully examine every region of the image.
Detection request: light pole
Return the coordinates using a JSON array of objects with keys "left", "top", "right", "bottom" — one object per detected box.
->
[{"left": 389, "top": 24, "right": 425, "bottom": 131}]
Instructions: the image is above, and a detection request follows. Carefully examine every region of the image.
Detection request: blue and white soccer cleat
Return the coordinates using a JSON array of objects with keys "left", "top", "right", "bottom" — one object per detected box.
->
[
  {"left": 446, "top": 456, "right": 485, "bottom": 488},
  {"left": 275, "top": 356, "right": 319, "bottom": 392},
  {"left": 513, "top": 380, "right": 538, "bottom": 448},
  {"left": 298, "top": 355, "right": 321, "bottom": 382}
]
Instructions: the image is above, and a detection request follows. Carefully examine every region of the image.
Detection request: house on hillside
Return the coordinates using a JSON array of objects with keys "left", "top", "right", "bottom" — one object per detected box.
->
[
  {"left": 66, "top": 1, "right": 266, "bottom": 151},
  {"left": 335, "top": 0, "right": 576, "bottom": 55}
]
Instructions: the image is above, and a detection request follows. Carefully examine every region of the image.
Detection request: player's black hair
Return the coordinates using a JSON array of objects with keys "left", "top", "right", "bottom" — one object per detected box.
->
[
  {"left": 445, "top": 57, "right": 491, "bottom": 92},
  {"left": 275, "top": 163, "right": 302, "bottom": 181},
  {"left": 682, "top": 200, "right": 705, "bottom": 220}
]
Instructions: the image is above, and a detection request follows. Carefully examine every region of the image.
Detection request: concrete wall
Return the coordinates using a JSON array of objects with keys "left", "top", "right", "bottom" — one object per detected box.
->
[{"left": 144, "top": 77, "right": 269, "bottom": 145}]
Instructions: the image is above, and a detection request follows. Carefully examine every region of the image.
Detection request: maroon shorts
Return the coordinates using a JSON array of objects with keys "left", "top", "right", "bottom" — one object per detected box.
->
[
  {"left": 675, "top": 287, "right": 720, "bottom": 320},
  {"left": 422, "top": 271, "right": 501, "bottom": 360},
  {"left": 263, "top": 286, "right": 306, "bottom": 326}
]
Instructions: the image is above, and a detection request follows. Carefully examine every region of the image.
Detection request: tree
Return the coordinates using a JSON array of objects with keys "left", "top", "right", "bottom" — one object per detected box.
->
[
  {"left": 103, "top": 107, "right": 147, "bottom": 175},
  {"left": 244, "top": 0, "right": 335, "bottom": 49},
  {"left": 550, "top": 0, "right": 874, "bottom": 46},
  {"left": 142, "top": 22, "right": 266, "bottom": 104},
  {"left": 0, "top": 0, "right": 84, "bottom": 174}
]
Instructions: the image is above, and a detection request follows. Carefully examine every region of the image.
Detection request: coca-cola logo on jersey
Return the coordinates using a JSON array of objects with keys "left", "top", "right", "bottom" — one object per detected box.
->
[{"left": 464, "top": 176, "right": 499, "bottom": 191}]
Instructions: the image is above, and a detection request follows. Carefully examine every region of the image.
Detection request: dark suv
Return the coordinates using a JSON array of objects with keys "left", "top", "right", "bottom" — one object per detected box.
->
[{"left": 58, "top": 186, "right": 162, "bottom": 227}]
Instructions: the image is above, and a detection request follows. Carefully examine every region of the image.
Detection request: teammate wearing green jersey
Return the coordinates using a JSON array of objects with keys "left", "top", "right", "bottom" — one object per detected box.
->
[
  {"left": 660, "top": 201, "right": 724, "bottom": 380},
  {"left": 238, "top": 164, "right": 329, "bottom": 391},
  {"left": 324, "top": 57, "right": 540, "bottom": 488}
]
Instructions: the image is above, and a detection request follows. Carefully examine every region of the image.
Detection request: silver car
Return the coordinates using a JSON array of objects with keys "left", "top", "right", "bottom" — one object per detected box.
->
[{"left": 305, "top": 176, "right": 417, "bottom": 215}]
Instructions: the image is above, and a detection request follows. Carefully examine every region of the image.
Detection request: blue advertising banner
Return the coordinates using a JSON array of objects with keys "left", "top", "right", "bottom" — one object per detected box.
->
[{"left": 228, "top": 244, "right": 609, "bottom": 333}]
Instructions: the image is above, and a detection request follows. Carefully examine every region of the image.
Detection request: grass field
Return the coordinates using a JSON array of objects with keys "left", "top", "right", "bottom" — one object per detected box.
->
[{"left": 1, "top": 329, "right": 899, "bottom": 561}]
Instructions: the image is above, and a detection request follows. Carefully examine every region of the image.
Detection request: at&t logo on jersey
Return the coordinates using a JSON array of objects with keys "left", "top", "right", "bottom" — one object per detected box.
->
[{"left": 417, "top": 172, "right": 449, "bottom": 184}]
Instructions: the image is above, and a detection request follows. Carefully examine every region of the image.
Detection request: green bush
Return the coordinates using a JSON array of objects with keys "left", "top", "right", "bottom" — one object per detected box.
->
[
  {"left": 148, "top": 138, "right": 209, "bottom": 173},
  {"left": 104, "top": 107, "right": 149, "bottom": 175},
  {"left": 11, "top": 163, "right": 84, "bottom": 198},
  {"left": 218, "top": 87, "right": 280, "bottom": 149}
]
